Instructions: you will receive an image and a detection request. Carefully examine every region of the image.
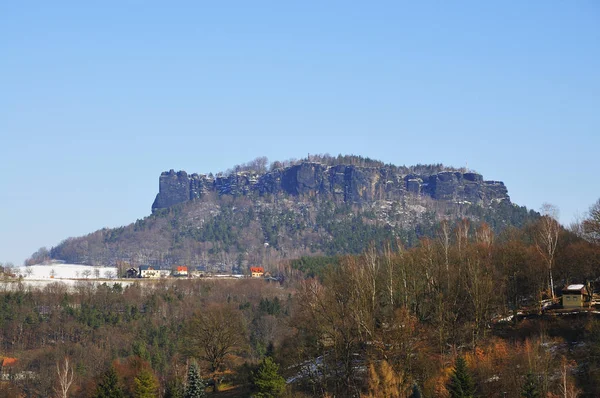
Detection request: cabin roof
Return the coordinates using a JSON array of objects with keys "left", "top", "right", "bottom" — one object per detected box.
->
[{"left": 563, "top": 284, "right": 586, "bottom": 294}]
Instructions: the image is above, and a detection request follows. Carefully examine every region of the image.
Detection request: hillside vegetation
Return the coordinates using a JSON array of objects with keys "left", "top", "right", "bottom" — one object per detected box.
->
[
  {"left": 4, "top": 213, "right": 600, "bottom": 397},
  {"left": 42, "top": 156, "right": 536, "bottom": 269}
]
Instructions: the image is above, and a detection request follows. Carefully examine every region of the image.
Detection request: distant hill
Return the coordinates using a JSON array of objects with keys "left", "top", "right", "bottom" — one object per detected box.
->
[{"left": 46, "top": 155, "right": 537, "bottom": 270}]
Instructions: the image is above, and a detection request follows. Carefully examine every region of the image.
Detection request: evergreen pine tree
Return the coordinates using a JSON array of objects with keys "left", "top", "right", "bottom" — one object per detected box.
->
[
  {"left": 409, "top": 383, "right": 422, "bottom": 398},
  {"left": 447, "top": 356, "right": 475, "bottom": 398},
  {"left": 251, "top": 357, "right": 286, "bottom": 398},
  {"left": 265, "top": 341, "right": 275, "bottom": 358},
  {"left": 521, "top": 371, "right": 540, "bottom": 398},
  {"left": 164, "top": 377, "right": 185, "bottom": 398},
  {"left": 94, "top": 366, "right": 124, "bottom": 398},
  {"left": 133, "top": 368, "right": 159, "bottom": 398},
  {"left": 184, "top": 362, "right": 206, "bottom": 398}
]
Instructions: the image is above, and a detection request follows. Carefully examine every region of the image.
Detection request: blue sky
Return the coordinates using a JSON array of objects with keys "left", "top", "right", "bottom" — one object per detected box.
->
[{"left": 1, "top": 1, "right": 599, "bottom": 265}]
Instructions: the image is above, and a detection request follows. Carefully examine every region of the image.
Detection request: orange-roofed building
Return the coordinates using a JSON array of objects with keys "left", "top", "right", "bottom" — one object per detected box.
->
[
  {"left": 2, "top": 357, "right": 17, "bottom": 367},
  {"left": 250, "top": 267, "right": 264, "bottom": 278},
  {"left": 174, "top": 266, "right": 188, "bottom": 277}
]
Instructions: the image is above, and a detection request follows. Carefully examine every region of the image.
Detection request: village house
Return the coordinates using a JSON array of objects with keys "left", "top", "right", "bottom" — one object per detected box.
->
[
  {"left": 138, "top": 265, "right": 160, "bottom": 278},
  {"left": 1, "top": 357, "right": 17, "bottom": 381},
  {"left": 173, "top": 265, "right": 188, "bottom": 277},
  {"left": 159, "top": 269, "right": 170, "bottom": 278},
  {"left": 561, "top": 284, "right": 591, "bottom": 309},
  {"left": 0, "top": 356, "right": 35, "bottom": 381},
  {"left": 126, "top": 267, "right": 139, "bottom": 278},
  {"left": 250, "top": 266, "right": 264, "bottom": 278},
  {"left": 190, "top": 266, "right": 207, "bottom": 278}
]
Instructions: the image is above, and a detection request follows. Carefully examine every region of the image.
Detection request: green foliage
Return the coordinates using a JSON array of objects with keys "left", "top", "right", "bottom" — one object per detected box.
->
[
  {"left": 133, "top": 368, "right": 159, "bottom": 398},
  {"left": 0, "top": 291, "right": 34, "bottom": 328},
  {"left": 94, "top": 366, "right": 124, "bottom": 398},
  {"left": 258, "top": 297, "right": 281, "bottom": 316},
  {"left": 47, "top": 163, "right": 539, "bottom": 269},
  {"left": 312, "top": 203, "right": 403, "bottom": 255},
  {"left": 132, "top": 340, "right": 151, "bottom": 362},
  {"left": 164, "top": 377, "right": 185, "bottom": 398},
  {"left": 290, "top": 255, "right": 340, "bottom": 279},
  {"left": 184, "top": 205, "right": 240, "bottom": 245},
  {"left": 521, "top": 371, "right": 540, "bottom": 398},
  {"left": 409, "top": 383, "right": 422, "bottom": 398},
  {"left": 104, "top": 226, "right": 126, "bottom": 243},
  {"left": 251, "top": 357, "right": 286, "bottom": 398},
  {"left": 447, "top": 356, "right": 475, "bottom": 398},
  {"left": 6, "top": 225, "right": 600, "bottom": 397},
  {"left": 467, "top": 201, "right": 538, "bottom": 232},
  {"left": 184, "top": 362, "right": 206, "bottom": 398}
]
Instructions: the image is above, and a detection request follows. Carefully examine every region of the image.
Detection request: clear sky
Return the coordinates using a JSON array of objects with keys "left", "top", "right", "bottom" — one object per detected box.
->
[{"left": 1, "top": 1, "right": 599, "bottom": 265}]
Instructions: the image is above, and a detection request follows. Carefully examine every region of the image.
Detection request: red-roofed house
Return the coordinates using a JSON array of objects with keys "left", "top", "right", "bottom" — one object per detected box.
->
[
  {"left": 1, "top": 357, "right": 18, "bottom": 380},
  {"left": 250, "top": 267, "right": 264, "bottom": 278},
  {"left": 1, "top": 357, "right": 17, "bottom": 368},
  {"left": 174, "top": 266, "right": 188, "bottom": 277}
]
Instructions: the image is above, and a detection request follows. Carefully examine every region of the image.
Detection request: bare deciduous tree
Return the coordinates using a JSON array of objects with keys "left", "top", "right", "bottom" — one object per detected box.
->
[
  {"left": 560, "top": 355, "right": 581, "bottom": 398},
  {"left": 437, "top": 219, "right": 452, "bottom": 289},
  {"left": 455, "top": 218, "right": 470, "bottom": 257},
  {"left": 383, "top": 243, "right": 396, "bottom": 307},
  {"left": 184, "top": 304, "right": 246, "bottom": 390},
  {"left": 475, "top": 222, "right": 494, "bottom": 249},
  {"left": 583, "top": 198, "right": 600, "bottom": 244},
  {"left": 535, "top": 203, "right": 560, "bottom": 299},
  {"left": 54, "top": 357, "right": 75, "bottom": 398},
  {"left": 104, "top": 270, "right": 115, "bottom": 279},
  {"left": 362, "top": 245, "right": 379, "bottom": 313},
  {"left": 464, "top": 250, "right": 494, "bottom": 347}
]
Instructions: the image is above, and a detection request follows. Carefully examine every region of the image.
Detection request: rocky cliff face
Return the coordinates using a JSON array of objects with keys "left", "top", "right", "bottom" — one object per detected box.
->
[{"left": 152, "top": 162, "right": 509, "bottom": 211}]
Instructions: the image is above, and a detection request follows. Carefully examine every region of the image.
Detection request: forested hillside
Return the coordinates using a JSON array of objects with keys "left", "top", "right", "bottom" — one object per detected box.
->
[
  {"left": 41, "top": 156, "right": 537, "bottom": 269},
  {"left": 4, "top": 211, "right": 600, "bottom": 397}
]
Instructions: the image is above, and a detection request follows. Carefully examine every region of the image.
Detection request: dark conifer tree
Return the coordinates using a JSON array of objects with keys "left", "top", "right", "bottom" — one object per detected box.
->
[
  {"left": 164, "top": 377, "right": 184, "bottom": 398},
  {"left": 409, "top": 383, "right": 422, "bottom": 398},
  {"left": 251, "top": 357, "right": 286, "bottom": 397},
  {"left": 521, "top": 371, "right": 540, "bottom": 398},
  {"left": 133, "top": 368, "right": 158, "bottom": 398},
  {"left": 94, "top": 366, "right": 124, "bottom": 398},
  {"left": 447, "top": 356, "right": 475, "bottom": 398}
]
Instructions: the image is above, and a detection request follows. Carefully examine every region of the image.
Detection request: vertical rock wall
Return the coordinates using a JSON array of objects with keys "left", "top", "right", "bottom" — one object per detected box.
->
[{"left": 152, "top": 163, "right": 510, "bottom": 211}]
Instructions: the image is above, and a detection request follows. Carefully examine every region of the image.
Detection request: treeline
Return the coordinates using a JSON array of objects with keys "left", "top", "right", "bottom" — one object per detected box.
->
[
  {"left": 4, "top": 212, "right": 600, "bottom": 396},
  {"left": 273, "top": 153, "right": 463, "bottom": 175},
  {"left": 282, "top": 216, "right": 600, "bottom": 396},
  {"left": 44, "top": 192, "right": 535, "bottom": 270},
  {"left": 220, "top": 154, "right": 465, "bottom": 175},
  {"left": 0, "top": 279, "right": 292, "bottom": 397}
]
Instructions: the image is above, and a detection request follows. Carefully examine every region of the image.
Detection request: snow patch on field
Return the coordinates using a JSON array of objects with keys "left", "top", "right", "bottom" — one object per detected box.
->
[
  {"left": 2, "top": 264, "right": 130, "bottom": 291},
  {"left": 13, "top": 264, "right": 118, "bottom": 280}
]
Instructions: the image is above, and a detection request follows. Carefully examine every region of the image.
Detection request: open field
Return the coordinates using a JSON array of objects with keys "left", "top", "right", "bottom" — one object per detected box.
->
[{"left": 12, "top": 263, "right": 118, "bottom": 280}]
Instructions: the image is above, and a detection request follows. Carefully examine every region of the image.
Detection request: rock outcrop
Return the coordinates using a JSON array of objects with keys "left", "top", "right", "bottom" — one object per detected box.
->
[{"left": 152, "top": 162, "right": 509, "bottom": 212}]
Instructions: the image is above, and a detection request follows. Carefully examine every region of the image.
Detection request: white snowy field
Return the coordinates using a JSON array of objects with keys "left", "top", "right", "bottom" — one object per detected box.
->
[
  {"left": 1, "top": 264, "right": 127, "bottom": 291},
  {"left": 12, "top": 263, "right": 119, "bottom": 280},
  {"left": 14, "top": 264, "right": 117, "bottom": 280}
]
